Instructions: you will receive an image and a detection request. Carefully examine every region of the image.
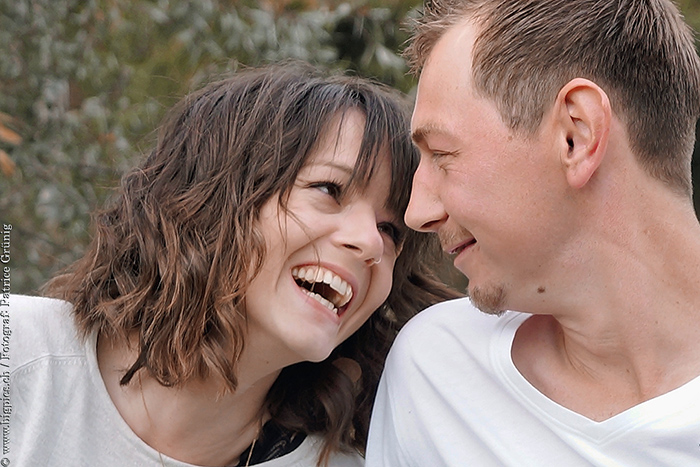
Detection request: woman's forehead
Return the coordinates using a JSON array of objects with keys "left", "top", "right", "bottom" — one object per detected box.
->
[{"left": 305, "top": 110, "right": 369, "bottom": 171}]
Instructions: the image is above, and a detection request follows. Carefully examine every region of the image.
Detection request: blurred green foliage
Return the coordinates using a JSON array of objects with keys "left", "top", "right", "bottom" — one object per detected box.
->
[
  {"left": 0, "top": 0, "right": 421, "bottom": 293},
  {"left": 2, "top": 0, "right": 700, "bottom": 294}
]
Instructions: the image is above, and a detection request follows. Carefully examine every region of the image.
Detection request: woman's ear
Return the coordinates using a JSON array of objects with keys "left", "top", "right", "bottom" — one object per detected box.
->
[{"left": 552, "top": 78, "right": 611, "bottom": 189}]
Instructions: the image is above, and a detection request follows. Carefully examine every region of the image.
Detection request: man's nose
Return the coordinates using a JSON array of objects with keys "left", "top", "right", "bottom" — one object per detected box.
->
[{"left": 405, "top": 159, "right": 448, "bottom": 233}]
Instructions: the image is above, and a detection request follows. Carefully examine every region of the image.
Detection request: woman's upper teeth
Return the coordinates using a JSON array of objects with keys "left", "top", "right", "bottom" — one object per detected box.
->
[{"left": 292, "top": 265, "right": 353, "bottom": 307}]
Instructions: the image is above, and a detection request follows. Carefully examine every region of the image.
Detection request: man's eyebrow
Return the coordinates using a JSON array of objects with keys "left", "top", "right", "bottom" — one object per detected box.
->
[{"left": 411, "top": 124, "right": 450, "bottom": 145}]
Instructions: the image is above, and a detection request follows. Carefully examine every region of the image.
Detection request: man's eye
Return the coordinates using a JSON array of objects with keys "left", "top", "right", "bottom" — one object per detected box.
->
[
  {"left": 430, "top": 151, "right": 455, "bottom": 173},
  {"left": 422, "top": 147, "right": 451, "bottom": 159}
]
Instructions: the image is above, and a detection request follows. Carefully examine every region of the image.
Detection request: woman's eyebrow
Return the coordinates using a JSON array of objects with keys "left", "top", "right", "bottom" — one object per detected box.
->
[{"left": 317, "top": 161, "right": 354, "bottom": 175}]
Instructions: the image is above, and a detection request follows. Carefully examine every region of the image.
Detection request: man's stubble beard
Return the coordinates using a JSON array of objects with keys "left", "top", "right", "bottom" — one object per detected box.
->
[
  {"left": 438, "top": 228, "right": 508, "bottom": 316},
  {"left": 468, "top": 284, "right": 507, "bottom": 316}
]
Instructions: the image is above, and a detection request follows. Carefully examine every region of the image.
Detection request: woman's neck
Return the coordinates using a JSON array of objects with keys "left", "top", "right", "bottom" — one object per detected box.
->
[{"left": 96, "top": 331, "right": 279, "bottom": 466}]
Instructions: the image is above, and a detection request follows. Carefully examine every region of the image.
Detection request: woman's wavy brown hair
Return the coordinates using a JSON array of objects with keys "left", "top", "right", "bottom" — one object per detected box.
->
[{"left": 43, "top": 62, "right": 459, "bottom": 464}]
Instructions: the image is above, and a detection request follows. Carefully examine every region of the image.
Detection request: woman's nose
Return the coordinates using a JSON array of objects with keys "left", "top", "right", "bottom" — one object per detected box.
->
[{"left": 333, "top": 204, "right": 384, "bottom": 266}]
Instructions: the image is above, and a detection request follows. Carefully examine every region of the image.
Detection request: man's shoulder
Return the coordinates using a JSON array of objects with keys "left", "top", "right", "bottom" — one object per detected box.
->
[
  {"left": 398, "top": 297, "right": 508, "bottom": 342},
  {"left": 388, "top": 297, "right": 519, "bottom": 368}
]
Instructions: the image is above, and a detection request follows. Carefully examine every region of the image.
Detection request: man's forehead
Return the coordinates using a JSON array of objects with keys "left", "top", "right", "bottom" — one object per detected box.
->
[
  {"left": 412, "top": 20, "right": 478, "bottom": 125},
  {"left": 421, "top": 18, "right": 478, "bottom": 76}
]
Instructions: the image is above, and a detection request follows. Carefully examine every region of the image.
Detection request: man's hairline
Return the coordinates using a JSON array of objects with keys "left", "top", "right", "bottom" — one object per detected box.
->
[{"left": 410, "top": 16, "right": 489, "bottom": 148}]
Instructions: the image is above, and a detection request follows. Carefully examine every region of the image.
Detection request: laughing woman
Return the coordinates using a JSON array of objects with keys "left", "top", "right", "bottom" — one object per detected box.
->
[{"left": 9, "top": 63, "right": 457, "bottom": 466}]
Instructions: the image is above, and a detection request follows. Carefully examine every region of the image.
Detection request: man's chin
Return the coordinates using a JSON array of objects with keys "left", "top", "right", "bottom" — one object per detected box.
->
[{"left": 468, "top": 284, "right": 507, "bottom": 316}]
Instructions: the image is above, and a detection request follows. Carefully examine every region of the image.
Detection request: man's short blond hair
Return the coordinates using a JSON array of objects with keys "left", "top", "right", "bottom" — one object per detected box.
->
[{"left": 406, "top": 0, "right": 700, "bottom": 197}]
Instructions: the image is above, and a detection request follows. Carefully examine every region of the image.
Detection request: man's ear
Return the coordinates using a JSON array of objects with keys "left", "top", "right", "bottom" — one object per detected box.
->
[{"left": 552, "top": 78, "right": 611, "bottom": 189}]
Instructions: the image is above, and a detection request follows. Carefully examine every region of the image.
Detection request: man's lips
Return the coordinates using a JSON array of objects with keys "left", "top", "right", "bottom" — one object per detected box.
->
[
  {"left": 438, "top": 229, "right": 476, "bottom": 256},
  {"left": 444, "top": 238, "right": 476, "bottom": 255}
]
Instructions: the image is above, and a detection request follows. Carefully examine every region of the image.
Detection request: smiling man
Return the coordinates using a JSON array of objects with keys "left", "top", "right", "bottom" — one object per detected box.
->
[{"left": 366, "top": 0, "right": 700, "bottom": 465}]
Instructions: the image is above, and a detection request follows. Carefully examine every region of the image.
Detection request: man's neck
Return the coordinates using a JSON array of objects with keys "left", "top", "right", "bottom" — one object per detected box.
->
[{"left": 511, "top": 195, "right": 700, "bottom": 421}]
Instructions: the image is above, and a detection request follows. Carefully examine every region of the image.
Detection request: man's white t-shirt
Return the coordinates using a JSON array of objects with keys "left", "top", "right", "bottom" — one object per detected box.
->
[{"left": 366, "top": 297, "right": 700, "bottom": 466}]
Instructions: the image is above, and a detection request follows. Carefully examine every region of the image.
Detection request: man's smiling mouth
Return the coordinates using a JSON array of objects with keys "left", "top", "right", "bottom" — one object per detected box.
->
[
  {"left": 292, "top": 265, "right": 354, "bottom": 315},
  {"left": 447, "top": 238, "right": 476, "bottom": 256}
]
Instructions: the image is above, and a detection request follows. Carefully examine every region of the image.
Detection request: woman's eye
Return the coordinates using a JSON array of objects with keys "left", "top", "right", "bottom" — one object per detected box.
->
[
  {"left": 378, "top": 222, "right": 405, "bottom": 248},
  {"left": 310, "top": 181, "right": 343, "bottom": 200}
]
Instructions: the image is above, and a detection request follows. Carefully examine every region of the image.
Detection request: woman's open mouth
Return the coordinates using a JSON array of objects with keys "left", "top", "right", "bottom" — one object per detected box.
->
[{"left": 292, "top": 265, "right": 354, "bottom": 315}]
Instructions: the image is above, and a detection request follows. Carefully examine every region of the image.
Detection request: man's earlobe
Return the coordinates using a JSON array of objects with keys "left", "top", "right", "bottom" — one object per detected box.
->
[{"left": 555, "top": 78, "right": 611, "bottom": 189}]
